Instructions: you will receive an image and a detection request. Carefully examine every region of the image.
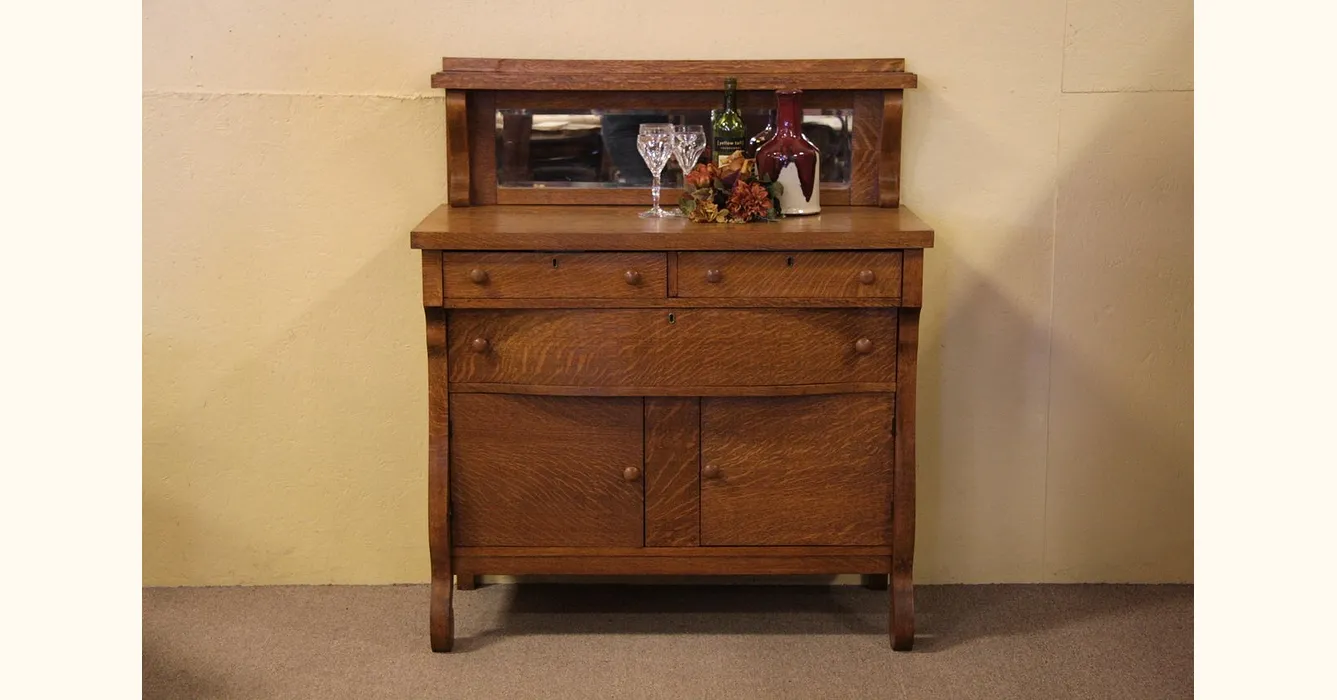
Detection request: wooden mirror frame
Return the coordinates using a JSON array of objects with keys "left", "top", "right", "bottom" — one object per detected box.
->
[{"left": 432, "top": 58, "right": 917, "bottom": 208}]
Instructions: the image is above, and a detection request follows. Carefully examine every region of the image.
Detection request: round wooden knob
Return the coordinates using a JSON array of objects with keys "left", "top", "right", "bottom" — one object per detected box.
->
[
  {"left": 858, "top": 269, "right": 876, "bottom": 285},
  {"left": 705, "top": 269, "right": 723, "bottom": 284},
  {"left": 469, "top": 268, "right": 489, "bottom": 284},
  {"left": 854, "top": 338, "right": 874, "bottom": 354},
  {"left": 470, "top": 338, "right": 490, "bottom": 353},
  {"left": 625, "top": 270, "right": 642, "bottom": 285},
  {"left": 702, "top": 464, "right": 721, "bottom": 479},
  {"left": 622, "top": 466, "right": 641, "bottom": 481}
]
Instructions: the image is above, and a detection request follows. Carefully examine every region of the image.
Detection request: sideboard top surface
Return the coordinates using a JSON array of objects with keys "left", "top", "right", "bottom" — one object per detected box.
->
[{"left": 410, "top": 205, "right": 935, "bottom": 251}]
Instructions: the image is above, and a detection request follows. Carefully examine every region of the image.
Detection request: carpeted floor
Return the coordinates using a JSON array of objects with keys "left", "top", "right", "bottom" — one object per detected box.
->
[{"left": 143, "top": 582, "right": 1192, "bottom": 699}]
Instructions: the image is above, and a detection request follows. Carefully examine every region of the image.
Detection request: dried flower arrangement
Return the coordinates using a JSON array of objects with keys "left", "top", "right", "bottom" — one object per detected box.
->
[{"left": 678, "top": 151, "right": 785, "bottom": 223}]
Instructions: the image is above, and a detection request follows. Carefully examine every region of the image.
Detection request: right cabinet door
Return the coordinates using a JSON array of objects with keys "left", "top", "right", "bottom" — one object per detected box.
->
[{"left": 700, "top": 394, "right": 894, "bottom": 546}]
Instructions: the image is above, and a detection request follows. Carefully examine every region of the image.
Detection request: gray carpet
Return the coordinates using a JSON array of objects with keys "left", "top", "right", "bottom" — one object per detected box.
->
[{"left": 143, "top": 583, "right": 1192, "bottom": 699}]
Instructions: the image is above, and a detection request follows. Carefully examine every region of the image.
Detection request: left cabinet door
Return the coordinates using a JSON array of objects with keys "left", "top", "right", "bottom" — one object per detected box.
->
[{"left": 450, "top": 394, "right": 645, "bottom": 547}]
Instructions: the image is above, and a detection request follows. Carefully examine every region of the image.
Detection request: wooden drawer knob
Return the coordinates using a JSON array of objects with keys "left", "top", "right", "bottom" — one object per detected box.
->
[
  {"left": 625, "top": 270, "right": 642, "bottom": 285},
  {"left": 622, "top": 466, "right": 641, "bottom": 481},
  {"left": 854, "top": 338, "right": 874, "bottom": 354},
  {"left": 858, "top": 269, "right": 876, "bottom": 284},
  {"left": 469, "top": 268, "right": 489, "bottom": 284},
  {"left": 702, "top": 464, "right": 721, "bottom": 479},
  {"left": 470, "top": 338, "right": 490, "bottom": 353},
  {"left": 705, "top": 269, "right": 723, "bottom": 284}
]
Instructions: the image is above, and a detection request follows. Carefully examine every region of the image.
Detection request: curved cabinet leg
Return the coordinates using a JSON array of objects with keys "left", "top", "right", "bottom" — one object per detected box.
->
[
  {"left": 862, "top": 574, "right": 889, "bottom": 590},
  {"left": 890, "top": 573, "right": 914, "bottom": 650},
  {"left": 430, "top": 576, "right": 455, "bottom": 652},
  {"left": 426, "top": 307, "right": 455, "bottom": 652}
]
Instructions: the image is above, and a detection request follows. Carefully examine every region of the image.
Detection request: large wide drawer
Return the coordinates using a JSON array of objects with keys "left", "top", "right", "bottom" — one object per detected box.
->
[
  {"left": 443, "top": 252, "right": 667, "bottom": 299},
  {"left": 677, "top": 251, "right": 903, "bottom": 298},
  {"left": 448, "top": 308, "right": 897, "bottom": 387}
]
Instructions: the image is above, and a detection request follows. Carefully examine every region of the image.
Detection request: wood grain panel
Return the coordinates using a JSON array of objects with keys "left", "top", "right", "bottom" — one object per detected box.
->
[
  {"left": 701, "top": 395, "right": 894, "bottom": 546},
  {"left": 411, "top": 205, "right": 934, "bottom": 251},
  {"left": 443, "top": 253, "right": 667, "bottom": 300},
  {"left": 644, "top": 398, "right": 700, "bottom": 547},
  {"left": 880, "top": 91, "right": 903, "bottom": 208},
  {"left": 678, "top": 252, "right": 903, "bottom": 298},
  {"left": 453, "top": 555, "right": 890, "bottom": 575},
  {"left": 425, "top": 309, "right": 452, "bottom": 651},
  {"left": 465, "top": 90, "right": 497, "bottom": 205},
  {"left": 445, "top": 91, "right": 471, "bottom": 207},
  {"left": 851, "top": 92, "right": 883, "bottom": 206},
  {"left": 421, "top": 251, "right": 443, "bottom": 307},
  {"left": 447, "top": 309, "right": 897, "bottom": 387},
  {"left": 450, "top": 394, "right": 644, "bottom": 547},
  {"left": 901, "top": 249, "right": 924, "bottom": 308}
]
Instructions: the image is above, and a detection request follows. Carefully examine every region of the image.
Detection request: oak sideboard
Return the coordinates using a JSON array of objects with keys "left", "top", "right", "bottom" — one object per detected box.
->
[{"left": 411, "top": 58, "right": 933, "bottom": 651}]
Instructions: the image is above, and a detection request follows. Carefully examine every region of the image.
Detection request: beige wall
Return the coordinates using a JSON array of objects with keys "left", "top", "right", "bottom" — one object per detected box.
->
[{"left": 143, "top": 0, "right": 1192, "bottom": 585}]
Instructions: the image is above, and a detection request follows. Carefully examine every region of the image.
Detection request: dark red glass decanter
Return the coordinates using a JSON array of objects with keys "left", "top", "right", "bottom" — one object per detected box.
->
[{"left": 754, "top": 89, "right": 821, "bottom": 215}]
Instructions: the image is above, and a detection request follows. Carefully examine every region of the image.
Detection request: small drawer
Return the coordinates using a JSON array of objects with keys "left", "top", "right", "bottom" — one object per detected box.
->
[
  {"left": 448, "top": 308, "right": 897, "bottom": 387},
  {"left": 443, "top": 252, "right": 667, "bottom": 299},
  {"left": 677, "top": 251, "right": 903, "bottom": 299}
]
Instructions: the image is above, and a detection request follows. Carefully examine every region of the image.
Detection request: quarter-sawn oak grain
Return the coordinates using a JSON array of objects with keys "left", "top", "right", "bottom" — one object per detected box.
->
[
  {"left": 449, "top": 394, "right": 645, "bottom": 547},
  {"left": 700, "top": 395, "right": 894, "bottom": 546},
  {"left": 443, "top": 252, "right": 667, "bottom": 299},
  {"left": 644, "top": 398, "right": 701, "bottom": 547},
  {"left": 411, "top": 205, "right": 934, "bottom": 251},
  {"left": 677, "top": 252, "right": 903, "bottom": 299},
  {"left": 447, "top": 308, "right": 897, "bottom": 387}
]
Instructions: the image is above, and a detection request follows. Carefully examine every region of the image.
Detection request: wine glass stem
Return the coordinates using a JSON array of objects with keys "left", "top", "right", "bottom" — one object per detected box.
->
[{"left": 651, "top": 174, "right": 662, "bottom": 211}]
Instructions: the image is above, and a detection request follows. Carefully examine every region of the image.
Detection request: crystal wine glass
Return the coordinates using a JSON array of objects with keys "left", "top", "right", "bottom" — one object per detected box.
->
[
  {"left": 635, "top": 123, "right": 674, "bottom": 218},
  {"left": 670, "top": 124, "right": 707, "bottom": 212}
]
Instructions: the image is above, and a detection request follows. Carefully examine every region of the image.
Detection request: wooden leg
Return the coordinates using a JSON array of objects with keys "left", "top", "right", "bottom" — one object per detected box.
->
[
  {"left": 890, "top": 572, "right": 914, "bottom": 651},
  {"left": 457, "top": 574, "right": 479, "bottom": 591},
  {"left": 426, "top": 307, "right": 454, "bottom": 652},
  {"left": 890, "top": 306, "right": 919, "bottom": 651},
  {"left": 430, "top": 575, "right": 455, "bottom": 652},
  {"left": 862, "top": 574, "right": 888, "bottom": 590}
]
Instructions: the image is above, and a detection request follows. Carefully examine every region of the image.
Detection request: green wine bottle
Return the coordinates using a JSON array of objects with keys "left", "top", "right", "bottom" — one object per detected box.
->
[{"left": 710, "top": 77, "right": 745, "bottom": 166}]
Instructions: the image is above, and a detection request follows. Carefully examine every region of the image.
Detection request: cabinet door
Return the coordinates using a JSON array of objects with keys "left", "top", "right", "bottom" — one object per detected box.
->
[
  {"left": 450, "top": 394, "right": 644, "bottom": 547},
  {"left": 700, "top": 395, "right": 893, "bottom": 546}
]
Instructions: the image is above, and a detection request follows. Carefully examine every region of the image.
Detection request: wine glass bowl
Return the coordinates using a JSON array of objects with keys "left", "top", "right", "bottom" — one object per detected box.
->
[
  {"left": 635, "top": 124, "right": 674, "bottom": 218},
  {"left": 671, "top": 125, "right": 707, "bottom": 182}
]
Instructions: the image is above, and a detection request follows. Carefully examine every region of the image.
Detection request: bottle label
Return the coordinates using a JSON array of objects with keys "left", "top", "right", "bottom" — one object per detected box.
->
[{"left": 713, "top": 138, "right": 744, "bottom": 165}]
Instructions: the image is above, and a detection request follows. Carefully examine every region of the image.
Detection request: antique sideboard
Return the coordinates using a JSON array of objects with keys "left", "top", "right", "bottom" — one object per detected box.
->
[{"left": 411, "top": 58, "right": 933, "bottom": 651}]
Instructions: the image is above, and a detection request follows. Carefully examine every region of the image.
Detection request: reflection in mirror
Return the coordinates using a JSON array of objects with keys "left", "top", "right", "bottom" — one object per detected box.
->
[{"left": 496, "top": 109, "right": 853, "bottom": 189}]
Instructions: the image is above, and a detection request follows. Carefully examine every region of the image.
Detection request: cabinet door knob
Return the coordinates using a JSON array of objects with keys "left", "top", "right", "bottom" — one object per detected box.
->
[
  {"left": 470, "top": 338, "right": 490, "bottom": 353},
  {"left": 854, "top": 338, "right": 874, "bottom": 354},
  {"left": 702, "top": 464, "right": 721, "bottom": 479},
  {"left": 625, "top": 270, "right": 642, "bottom": 285},
  {"left": 469, "top": 268, "right": 489, "bottom": 284},
  {"left": 858, "top": 269, "right": 876, "bottom": 285},
  {"left": 705, "top": 269, "right": 723, "bottom": 284},
  {"left": 622, "top": 466, "right": 641, "bottom": 481}
]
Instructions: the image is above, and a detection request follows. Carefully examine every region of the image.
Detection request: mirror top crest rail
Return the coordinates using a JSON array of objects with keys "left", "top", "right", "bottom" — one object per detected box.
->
[{"left": 432, "top": 58, "right": 916, "bottom": 208}]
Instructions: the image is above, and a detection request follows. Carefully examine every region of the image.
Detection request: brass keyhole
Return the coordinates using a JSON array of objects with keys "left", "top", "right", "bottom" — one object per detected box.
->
[
  {"left": 786, "top": 256, "right": 795, "bottom": 268},
  {"left": 552, "top": 257, "right": 559, "bottom": 268},
  {"left": 668, "top": 313, "right": 676, "bottom": 324}
]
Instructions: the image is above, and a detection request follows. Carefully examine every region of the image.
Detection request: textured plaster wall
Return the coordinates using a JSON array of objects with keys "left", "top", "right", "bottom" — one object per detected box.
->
[{"left": 143, "top": 0, "right": 1192, "bottom": 585}]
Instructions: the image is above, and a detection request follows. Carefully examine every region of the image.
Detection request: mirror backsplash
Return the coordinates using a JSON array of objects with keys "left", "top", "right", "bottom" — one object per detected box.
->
[{"left": 496, "top": 109, "right": 854, "bottom": 189}]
